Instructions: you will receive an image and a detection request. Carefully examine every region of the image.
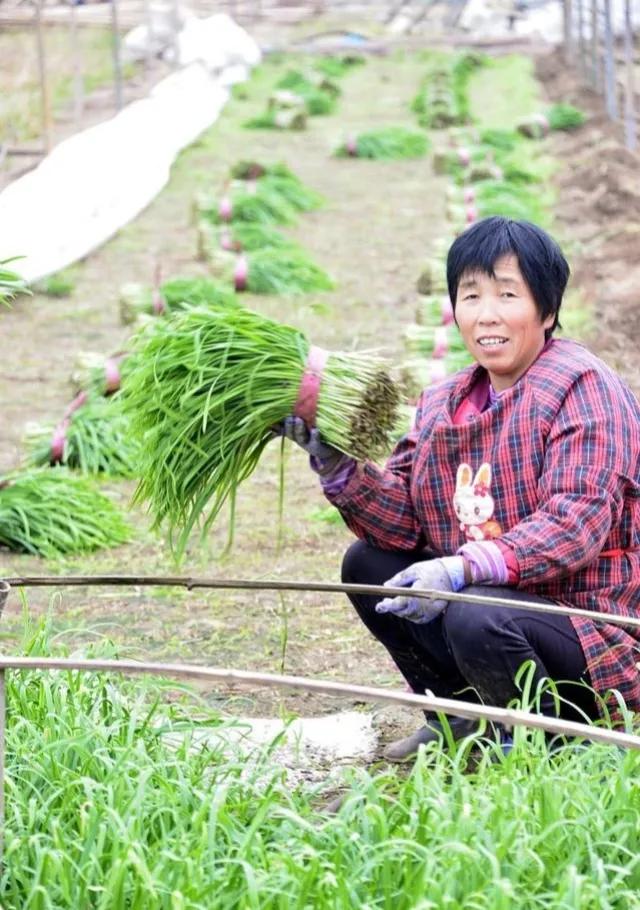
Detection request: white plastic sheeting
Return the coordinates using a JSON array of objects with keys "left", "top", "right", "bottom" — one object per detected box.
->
[
  {"left": 161, "top": 710, "right": 378, "bottom": 786},
  {"left": 0, "top": 15, "right": 261, "bottom": 283}
]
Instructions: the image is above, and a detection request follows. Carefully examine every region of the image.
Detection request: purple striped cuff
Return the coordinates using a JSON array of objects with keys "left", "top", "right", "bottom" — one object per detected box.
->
[
  {"left": 457, "top": 540, "right": 508, "bottom": 586},
  {"left": 317, "top": 457, "right": 357, "bottom": 496}
]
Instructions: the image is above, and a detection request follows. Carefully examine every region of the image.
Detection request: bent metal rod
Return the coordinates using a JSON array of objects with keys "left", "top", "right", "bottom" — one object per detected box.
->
[
  {"left": 5, "top": 574, "right": 640, "bottom": 632},
  {"left": 0, "top": 656, "right": 639, "bottom": 751}
]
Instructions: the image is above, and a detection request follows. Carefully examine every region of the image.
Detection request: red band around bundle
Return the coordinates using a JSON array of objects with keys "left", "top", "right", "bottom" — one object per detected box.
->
[
  {"left": 293, "top": 345, "right": 329, "bottom": 427},
  {"left": 457, "top": 146, "right": 470, "bottom": 166},
  {"left": 104, "top": 358, "right": 121, "bottom": 393},
  {"left": 429, "top": 360, "right": 448, "bottom": 383},
  {"left": 433, "top": 326, "right": 449, "bottom": 359},
  {"left": 465, "top": 204, "right": 478, "bottom": 224},
  {"left": 440, "top": 296, "right": 454, "bottom": 326},
  {"left": 152, "top": 290, "right": 166, "bottom": 315},
  {"left": 219, "top": 196, "right": 233, "bottom": 222},
  {"left": 50, "top": 391, "right": 88, "bottom": 464},
  {"left": 234, "top": 255, "right": 249, "bottom": 291},
  {"left": 463, "top": 186, "right": 475, "bottom": 204},
  {"left": 220, "top": 230, "right": 234, "bottom": 251}
]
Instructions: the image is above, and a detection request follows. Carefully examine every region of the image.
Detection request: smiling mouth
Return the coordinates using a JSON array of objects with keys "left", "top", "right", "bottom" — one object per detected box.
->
[{"left": 477, "top": 337, "right": 508, "bottom": 347}]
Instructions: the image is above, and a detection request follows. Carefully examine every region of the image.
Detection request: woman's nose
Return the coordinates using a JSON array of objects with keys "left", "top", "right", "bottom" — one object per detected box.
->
[{"left": 476, "top": 296, "right": 500, "bottom": 323}]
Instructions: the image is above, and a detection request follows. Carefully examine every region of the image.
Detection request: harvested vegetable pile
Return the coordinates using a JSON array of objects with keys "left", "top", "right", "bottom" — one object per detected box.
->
[
  {"left": 198, "top": 222, "right": 301, "bottom": 260},
  {"left": 70, "top": 351, "right": 129, "bottom": 396},
  {"left": 517, "top": 103, "right": 586, "bottom": 138},
  {"left": 0, "top": 468, "right": 130, "bottom": 556},
  {"left": 0, "top": 257, "right": 28, "bottom": 305},
  {"left": 25, "top": 393, "right": 139, "bottom": 477},
  {"left": 274, "top": 70, "right": 340, "bottom": 116},
  {"left": 195, "top": 182, "right": 297, "bottom": 227},
  {"left": 209, "top": 248, "right": 334, "bottom": 295},
  {"left": 230, "top": 169, "right": 323, "bottom": 213},
  {"left": 119, "top": 275, "right": 237, "bottom": 325},
  {"left": 412, "top": 52, "right": 485, "bottom": 128},
  {"left": 335, "top": 127, "right": 430, "bottom": 160},
  {"left": 123, "top": 305, "right": 400, "bottom": 552}
]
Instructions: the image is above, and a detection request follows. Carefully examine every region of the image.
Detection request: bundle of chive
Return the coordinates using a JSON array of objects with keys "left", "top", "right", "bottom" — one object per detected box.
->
[
  {"left": 229, "top": 162, "right": 324, "bottom": 213},
  {"left": 25, "top": 392, "right": 139, "bottom": 477},
  {"left": 274, "top": 69, "right": 340, "bottom": 115},
  {"left": 194, "top": 182, "right": 297, "bottom": 227},
  {"left": 0, "top": 468, "right": 130, "bottom": 557},
  {"left": 446, "top": 179, "right": 549, "bottom": 227},
  {"left": 207, "top": 248, "right": 334, "bottom": 296},
  {"left": 197, "top": 222, "right": 301, "bottom": 261},
  {"left": 335, "top": 127, "right": 430, "bottom": 160},
  {"left": 120, "top": 275, "right": 237, "bottom": 325},
  {"left": 122, "top": 305, "right": 400, "bottom": 553},
  {"left": 516, "top": 103, "right": 586, "bottom": 139},
  {"left": 70, "top": 351, "right": 130, "bottom": 396},
  {"left": 411, "top": 52, "right": 485, "bottom": 129},
  {"left": 1, "top": 256, "right": 29, "bottom": 306}
]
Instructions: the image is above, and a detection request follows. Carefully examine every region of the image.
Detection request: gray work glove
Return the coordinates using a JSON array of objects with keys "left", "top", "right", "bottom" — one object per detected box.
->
[
  {"left": 375, "top": 557, "right": 463, "bottom": 624},
  {"left": 277, "top": 415, "right": 345, "bottom": 476}
]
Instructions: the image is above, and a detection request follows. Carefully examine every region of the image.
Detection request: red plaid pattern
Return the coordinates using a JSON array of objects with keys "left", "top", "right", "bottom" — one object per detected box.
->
[{"left": 331, "top": 339, "right": 640, "bottom": 713}]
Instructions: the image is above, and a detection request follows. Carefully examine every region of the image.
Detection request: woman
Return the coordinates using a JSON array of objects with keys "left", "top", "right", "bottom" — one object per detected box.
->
[{"left": 284, "top": 216, "right": 640, "bottom": 761}]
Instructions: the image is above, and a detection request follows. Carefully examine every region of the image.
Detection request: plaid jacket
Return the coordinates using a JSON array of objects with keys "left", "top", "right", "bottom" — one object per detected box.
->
[{"left": 331, "top": 339, "right": 640, "bottom": 712}]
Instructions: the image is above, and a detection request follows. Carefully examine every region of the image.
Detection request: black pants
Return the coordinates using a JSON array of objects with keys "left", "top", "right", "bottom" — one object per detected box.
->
[{"left": 342, "top": 540, "right": 599, "bottom": 723}]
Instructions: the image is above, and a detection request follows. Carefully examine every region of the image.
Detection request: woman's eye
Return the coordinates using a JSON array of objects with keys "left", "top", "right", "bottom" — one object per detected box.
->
[{"left": 501, "top": 291, "right": 516, "bottom": 298}]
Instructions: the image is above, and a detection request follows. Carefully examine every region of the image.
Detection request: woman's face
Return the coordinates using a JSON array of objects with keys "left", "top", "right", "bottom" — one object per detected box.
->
[{"left": 454, "top": 254, "right": 554, "bottom": 391}]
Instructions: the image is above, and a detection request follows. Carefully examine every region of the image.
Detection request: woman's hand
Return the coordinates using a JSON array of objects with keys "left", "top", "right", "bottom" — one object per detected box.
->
[
  {"left": 275, "top": 416, "right": 346, "bottom": 476},
  {"left": 376, "top": 557, "right": 465, "bottom": 624}
]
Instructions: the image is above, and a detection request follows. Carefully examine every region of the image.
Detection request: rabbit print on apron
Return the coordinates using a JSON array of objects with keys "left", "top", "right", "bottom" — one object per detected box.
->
[{"left": 454, "top": 463, "right": 503, "bottom": 542}]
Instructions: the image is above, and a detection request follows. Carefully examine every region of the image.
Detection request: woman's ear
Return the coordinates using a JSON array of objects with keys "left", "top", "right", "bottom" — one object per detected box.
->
[{"left": 456, "top": 463, "right": 473, "bottom": 489}]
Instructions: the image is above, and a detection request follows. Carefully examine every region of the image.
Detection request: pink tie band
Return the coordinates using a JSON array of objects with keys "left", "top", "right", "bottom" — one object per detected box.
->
[
  {"left": 104, "top": 358, "right": 121, "bottom": 393},
  {"left": 433, "top": 326, "right": 449, "bottom": 359},
  {"left": 293, "top": 345, "right": 329, "bottom": 427},
  {"left": 234, "top": 255, "right": 249, "bottom": 291},
  {"left": 50, "top": 391, "right": 89, "bottom": 463}
]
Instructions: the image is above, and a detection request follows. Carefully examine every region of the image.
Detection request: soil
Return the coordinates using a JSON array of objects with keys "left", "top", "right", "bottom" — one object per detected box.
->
[
  {"left": 535, "top": 47, "right": 640, "bottom": 392},
  {"left": 1, "top": 38, "right": 639, "bottom": 756}
]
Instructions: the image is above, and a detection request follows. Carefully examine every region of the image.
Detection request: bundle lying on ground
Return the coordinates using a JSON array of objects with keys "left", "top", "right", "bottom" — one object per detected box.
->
[
  {"left": 243, "top": 106, "right": 308, "bottom": 131},
  {"left": 412, "top": 52, "right": 485, "bottom": 128},
  {"left": 243, "top": 176, "right": 322, "bottom": 214},
  {"left": 0, "top": 468, "right": 130, "bottom": 556},
  {"left": 229, "top": 162, "right": 323, "bottom": 212},
  {"left": 209, "top": 248, "right": 334, "bottom": 295},
  {"left": 119, "top": 276, "right": 237, "bottom": 325},
  {"left": 335, "top": 127, "right": 430, "bottom": 160},
  {"left": 25, "top": 393, "right": 139, "bottom": 477},
  {"left": 517, "top": 103, "right": 586, "bottom": 138},
  {"left": 417, "top": 294, "right": 455, "bottom": 326},
  {"left": 274, "top": 70, "right": 340, "bottom": 115},
  {"left": 194, "top": 183, "right": 297, "bottom": 227},
  {"left": 433, "top": 142, "right": 542, "bottom": 185},
  {"left": 123, "top": 305, "right": 400, "bottom": 552},
  {"left": 404, "top": 323, "right": 468, "bottom": 358},
  {"left": 446, "top": 179, "right": 549, "bottom": 226},
  {"left": 197, "top": 222, "right": 301, "bottom": 260},
  {"left": 0, "top": 257, "right": 28, "bottom": 305},
  {"left": 70, "top": 351, "right": 130, "bottom": 395},
  {"left": 315, "top": 54, "right": 365, "bottom": 77}
]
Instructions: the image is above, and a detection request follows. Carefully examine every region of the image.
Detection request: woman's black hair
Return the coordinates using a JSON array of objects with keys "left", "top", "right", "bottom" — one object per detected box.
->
[{"left": 446, "top": 216, "right": 570, "bottom": 336}]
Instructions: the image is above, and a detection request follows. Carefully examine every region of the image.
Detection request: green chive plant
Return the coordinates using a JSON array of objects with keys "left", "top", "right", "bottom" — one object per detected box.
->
[
  {"left": 0, "top": 468, "right": 130, "bottom": 556},
  {"left": 123, "top": 305, "right": 399, "bottom": 554}
]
